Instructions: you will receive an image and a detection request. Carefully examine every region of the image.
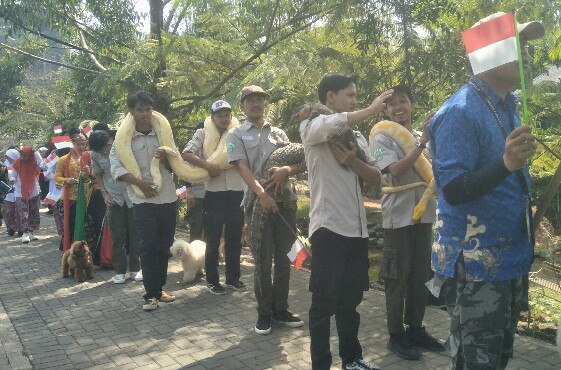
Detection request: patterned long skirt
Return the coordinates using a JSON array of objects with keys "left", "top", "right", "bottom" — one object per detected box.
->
[
  {"left": 52, "top": 203, "right": 64, "bottom": 237},
  {"left": 2, "top": 201, "right": 19, "bottom": 232},
  {"left": 15, "top": 195, "right": 41, "bottom": 233}
]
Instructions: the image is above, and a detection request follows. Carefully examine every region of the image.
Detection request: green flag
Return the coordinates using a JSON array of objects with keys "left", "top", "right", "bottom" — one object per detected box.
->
[{"left": 73, "top": 173, "right": 86, "bottom": 241}]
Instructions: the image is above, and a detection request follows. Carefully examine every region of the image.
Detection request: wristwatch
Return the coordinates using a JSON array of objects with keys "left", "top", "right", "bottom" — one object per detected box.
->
[{"left": 414, "top": 140, "right": 426, "bottom": 149}]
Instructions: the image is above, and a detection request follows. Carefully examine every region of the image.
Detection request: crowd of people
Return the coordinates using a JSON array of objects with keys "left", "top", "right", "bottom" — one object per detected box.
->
[{"left": 0, "top": 11, "right": 546, "bottom": 370}]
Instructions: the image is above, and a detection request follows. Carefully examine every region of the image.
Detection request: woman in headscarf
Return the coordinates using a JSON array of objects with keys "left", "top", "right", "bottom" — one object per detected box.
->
[
  {"left": 12, "top": 146, "right": 42, "bottom": 243},
  {"left": 2, "top": 149, "right": 22, "bottom": 237},
  {"left": 55, "top": 129, "right": 89, "bottom": 252}
]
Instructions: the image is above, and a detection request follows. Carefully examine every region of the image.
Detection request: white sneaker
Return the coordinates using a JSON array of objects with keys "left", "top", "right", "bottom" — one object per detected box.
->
[
  {"left": 29, "top": 232, "right": 39, "bottom": 241},
  {"left": 21, "top": 233, "right": 30, "bottom": 244},
  {"left": 113, "top": 274, "right": 127, "bottom": 284},
  {"left": 131, "top": 271, "right": 143, "bottom": 282}
]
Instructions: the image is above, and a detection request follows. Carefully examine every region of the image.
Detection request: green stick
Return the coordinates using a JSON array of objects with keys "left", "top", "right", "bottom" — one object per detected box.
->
[{"left": 514, "top": 12, "right": 529, "bottom": 126}]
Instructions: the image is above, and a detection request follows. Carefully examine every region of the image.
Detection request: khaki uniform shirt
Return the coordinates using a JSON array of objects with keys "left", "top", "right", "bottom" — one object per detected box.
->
[
  {"left": 183, "top": 128, "right": 244, "bottom": 192},
  {"left": 110, "top": 129, "right": 177, "bottom": 205},
  {"left": 227, "top": 120, "right": 296, "bottom": 206},
  {"left": 372, "top": 130, "right": 436, "bottom": 229},
  {"left": 300, "top": 113, "right": 376, "bottom": 238}
]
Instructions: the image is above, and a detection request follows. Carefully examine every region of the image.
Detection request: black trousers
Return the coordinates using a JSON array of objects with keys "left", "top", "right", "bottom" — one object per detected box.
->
[
  {"left": 309, "top": 228, "right": 370, "bottom": 370},
  {"left": 204, "top": 191, "right": 244, "bottom": 285},
  {"left": 133, "top": 202, "right": 177, "bottom": 301}
]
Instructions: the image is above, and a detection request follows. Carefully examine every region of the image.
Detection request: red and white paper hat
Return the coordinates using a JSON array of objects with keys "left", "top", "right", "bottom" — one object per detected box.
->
[{"left": 462, "top": 12, "right": 544, "bottom": 75}]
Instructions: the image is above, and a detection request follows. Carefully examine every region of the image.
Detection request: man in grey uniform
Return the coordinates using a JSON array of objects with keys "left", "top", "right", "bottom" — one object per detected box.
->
[
  {"left": 227, "top": 85, "right": 304, "bottom": 335},
  {"left": 111, "top": 91, "right": 177, "bottom": 311}
]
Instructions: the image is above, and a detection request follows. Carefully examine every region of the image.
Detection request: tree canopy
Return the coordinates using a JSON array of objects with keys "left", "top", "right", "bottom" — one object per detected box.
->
[{"left": 0, "top": 0, "right": 559, "bottom": 149}]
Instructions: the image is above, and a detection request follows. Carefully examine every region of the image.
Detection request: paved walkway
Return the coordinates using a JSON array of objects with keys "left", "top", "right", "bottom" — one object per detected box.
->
[{"left": 0, "top": 209, "right": 559, "bottom": 369}]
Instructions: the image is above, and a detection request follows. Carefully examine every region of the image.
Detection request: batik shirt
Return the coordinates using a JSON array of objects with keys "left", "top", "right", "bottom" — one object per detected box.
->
[{"left": 429, "top": 76, "right": 533, "bottom": 282}]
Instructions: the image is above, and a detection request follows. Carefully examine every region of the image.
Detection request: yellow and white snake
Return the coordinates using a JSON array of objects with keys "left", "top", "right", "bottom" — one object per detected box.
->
[
  {"left": 114, "top": 111, "right": 237, "bottom": 198},
  {"left": 369, "top": 120, "right": 435, "bottom": 221}
]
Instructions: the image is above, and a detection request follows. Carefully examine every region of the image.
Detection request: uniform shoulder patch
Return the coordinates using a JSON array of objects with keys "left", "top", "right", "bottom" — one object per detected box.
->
[
  {"left": 227, "top": 142, "right": 235, "bottom": 154},
  {"left": 372, "top": 148, "right": 384, "bottom": 162},
  {"left": 110, "top": 143, "right": 117, "bottom": 154}
]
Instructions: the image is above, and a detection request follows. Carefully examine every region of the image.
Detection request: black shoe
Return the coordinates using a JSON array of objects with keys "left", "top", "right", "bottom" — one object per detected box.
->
[
  {"left": 225, "top": 281, "right": 248, "bottom": 292},
  {"left": 254, "top": 315, "right": 272, "bottom": 335},
  {"left": 17, "top": 232, "right": 23, "bottom": 237},
  {"left": 342, "top": 358, "right": 380, "bottom": 370},
  {"left": 388, "top": 333, "right": 420, "bottom": 360},
  {"left": 6, "top": 228, "right": 14, "bottom": 236},
  {"left": 272, "top": 310, "right": 305, "bottom": 328},
  {"left": 406, "top": 326, "right": 445, "bottom": 351},
  {"left": 205, "top": 283, "right": 226, "bottom": 295}
]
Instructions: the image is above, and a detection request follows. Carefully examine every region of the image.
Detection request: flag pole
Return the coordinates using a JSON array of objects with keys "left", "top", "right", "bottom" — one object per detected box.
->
[{"left": 513, "top": 11, "right": 529, "bottom": 126}]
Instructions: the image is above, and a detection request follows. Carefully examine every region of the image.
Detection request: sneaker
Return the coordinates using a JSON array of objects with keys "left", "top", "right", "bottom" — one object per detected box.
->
[
  {"left": 29, "top": 232, "right": 38, "bottom": 241},
  {"left": 131, "top": 271, "right": 143, "bottom": 282},
  {"left": 272, "top": 310, "right": 305, "bottom": 328},
  {"left": 142, "top": 298, "right": 159, "bottom": 311},
  {"left": 21, "top": 233, "right": 30, "bottom": 244},
  {"left": 388, "top": 333, "right": 420, "bottom": 360},
  {"left": 406, "top": 326, "right": 445, "bottom": 351},
  {"left": 159, "top": 291, "right": 176, "bottom": 303},
  {"left": 254, "top": 315, "right": 272, "bottom": 335},
  {"left": 113, "top": 274, "right": 127, "bottom": 284},
  {"left": 206, "top": 283, "right": 227, "bottom": 295},
  {"left": 225, "top": 281, "right": 248, "bottom": 292},
  {"left": 343, "top": 358, "right": 380, "bottom": 370}
]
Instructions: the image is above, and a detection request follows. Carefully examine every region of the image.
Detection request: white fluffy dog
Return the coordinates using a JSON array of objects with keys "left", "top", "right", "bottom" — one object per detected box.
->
[{"left": 169, "top": 239, "right": 206, "bottom": 283}]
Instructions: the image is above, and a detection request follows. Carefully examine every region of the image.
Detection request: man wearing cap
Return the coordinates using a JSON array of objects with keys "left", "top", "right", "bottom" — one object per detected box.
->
[
  {"left": 182, "top": 100, "right": 246, "bottom": 295},
  {"left": 429, "top": 12, "right": 543, "bottom": 369},
  {"left": 371, "top": 85, "right": 443, "bottom": 360},
  {"left": 227, "top": 85, "right": 304, "bottom": 335}
]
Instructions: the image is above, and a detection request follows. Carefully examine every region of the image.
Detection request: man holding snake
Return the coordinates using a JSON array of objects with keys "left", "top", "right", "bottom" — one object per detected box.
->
[
  {"left": 111, "top": 91, "right": 177, "bottom": 311},
  {"left": 301, "top": 72, "right": 391, "bottom": 370},
  {"left": 371, "top": 85, "right": 443, "bottom": 361}
]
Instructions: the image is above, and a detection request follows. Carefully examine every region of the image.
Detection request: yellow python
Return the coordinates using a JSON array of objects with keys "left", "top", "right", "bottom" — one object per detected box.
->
[
  {"left": 369, "top": 120, "right": 435, "bottom": 221},
  {"left": 114, "top": 111, "right": 237, "bottom": 198}
]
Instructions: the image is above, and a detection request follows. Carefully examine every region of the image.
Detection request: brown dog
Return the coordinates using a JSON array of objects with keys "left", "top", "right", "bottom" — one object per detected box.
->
[{"left": 62, "top": 241, "right": 94, "bottom": 282}]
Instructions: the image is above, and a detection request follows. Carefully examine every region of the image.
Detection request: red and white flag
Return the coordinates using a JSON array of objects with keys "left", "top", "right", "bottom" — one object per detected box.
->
[
  {"left": 462, "top": 12, "right": 518, "bottom": 75},
  {"left": 51, "top": 135, "right": 73, "bottom": 150},
  {"left": 53, "top": 125, "right": 62, "bottom": 134},
  {"left": 176, "top": 185, "right": 187, "bottom": 199},
  {"left": 44, "top": 151, "right": 59, "bottom": 168},
  {"left": 287, "top": 238, "right": 311, "bottom": 270},
  {"left": 44, "top": 187, "right": 62, "bottom": 205},
  {"left": 82, "top": 126, "right": 92, "bottom": 137}
]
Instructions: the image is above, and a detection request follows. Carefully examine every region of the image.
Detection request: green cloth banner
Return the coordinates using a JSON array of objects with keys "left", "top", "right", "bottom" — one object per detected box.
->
[{"left": 73, "top": 173, "right": 86, "bottom": 242}]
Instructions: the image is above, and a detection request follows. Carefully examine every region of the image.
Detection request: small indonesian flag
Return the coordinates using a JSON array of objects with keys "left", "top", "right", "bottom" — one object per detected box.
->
[
  {"left": 82, "top": 126, "right": 92, "bottom": 137},
  {"left": 176, "top": 185, "right": 187, "bottom": 198},
  {"left": 44, "top": 151, "right": 59, "bottom": 168},
  {"left": 44, "top": 187, "right": 62, "bottom": 205},
  {"left": 462, "top": 12, "right": 518, "bottom": 75},
  {"left": 51, "top": 135, "right": 73, "bottom": 149},
  {"left": 287, "top": 238, "right": 311, "bottom": 270},
  {"left": 54, "top": 125, "right": 62, "bottom": 134}
]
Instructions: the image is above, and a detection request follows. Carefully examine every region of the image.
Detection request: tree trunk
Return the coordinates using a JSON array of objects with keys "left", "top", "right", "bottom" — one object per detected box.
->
[{"left": 149, "top": 0, "right": 170, "bottom": 116}]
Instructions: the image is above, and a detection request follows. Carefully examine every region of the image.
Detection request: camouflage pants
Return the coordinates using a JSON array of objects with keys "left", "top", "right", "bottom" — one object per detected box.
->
[{"left": 440, "top": 255, "right": 526, "bottom": 370}]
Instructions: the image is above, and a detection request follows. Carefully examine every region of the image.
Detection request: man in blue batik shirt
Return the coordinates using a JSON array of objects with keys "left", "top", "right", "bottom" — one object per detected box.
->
[{"left": 429, "top": 12, "right": 544, "bottom": 370}]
